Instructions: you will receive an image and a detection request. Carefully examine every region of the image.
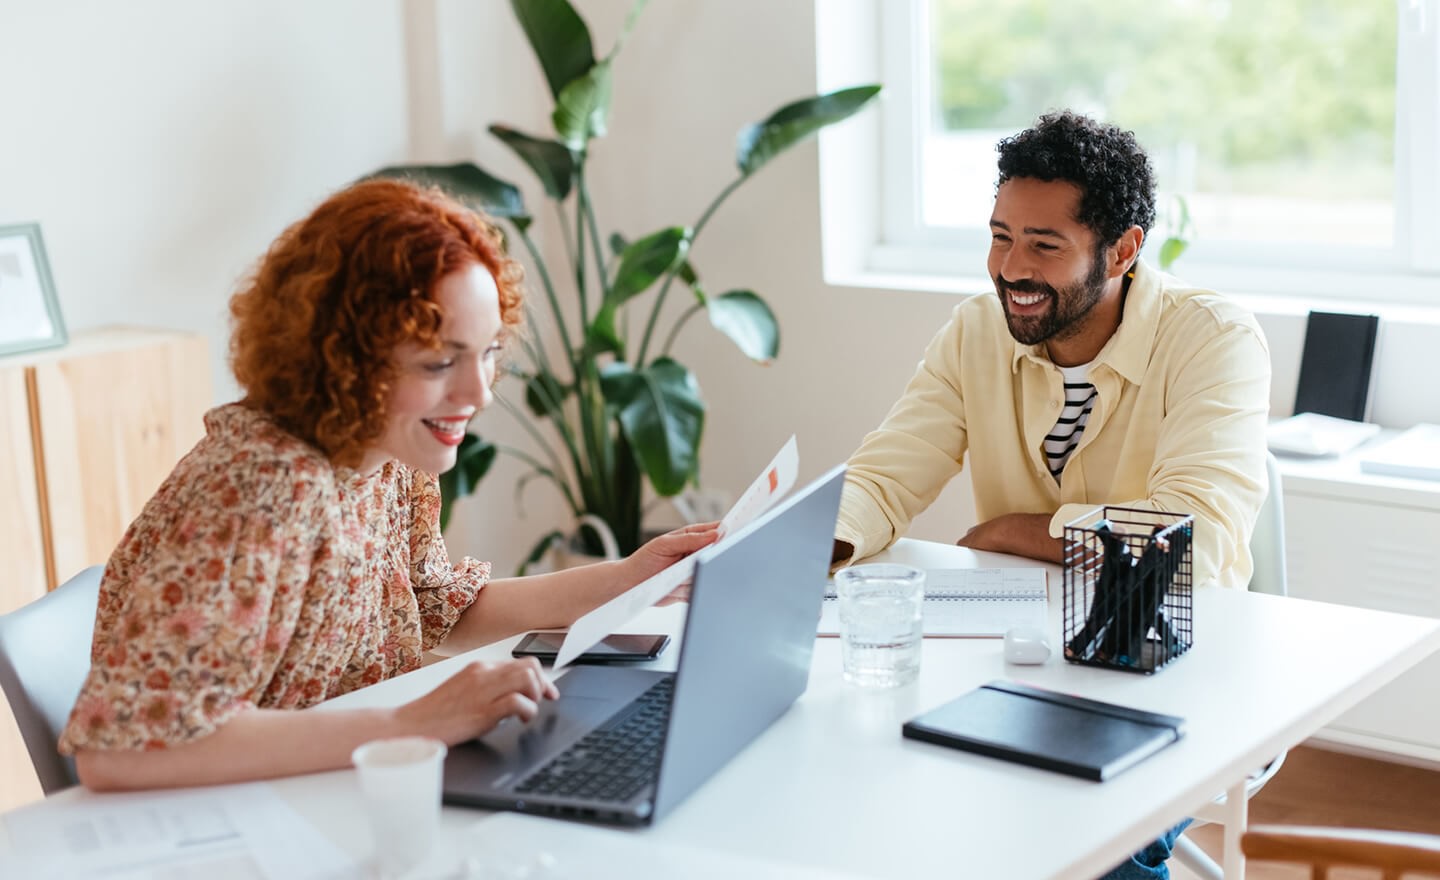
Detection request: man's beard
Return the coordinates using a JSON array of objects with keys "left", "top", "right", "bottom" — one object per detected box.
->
[{"left": 996, "top": 250, "right": 1110, "bottom": 346}]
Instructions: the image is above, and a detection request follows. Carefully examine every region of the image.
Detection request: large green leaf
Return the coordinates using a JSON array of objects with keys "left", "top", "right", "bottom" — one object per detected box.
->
[
  {"left": 599, "top": 359, "right": 704, "bottom": 496},
  {"left": 511, "top": 0, "right": 595, "bottom": 99},
  {"left": 735, "top": 85, "right": 882, "bottom": 177},
  {"left": 523, "top": 371, "right": 571, "bottom": 418},
  {"left": 489, "top": 125, "right": 576, "bottom": 200},
  {"left": 552, "top": 58, "right": 614, "bottom": 149},
  {"left": 370, "top": 163, "right": 528, "bottom": 220},
  {"left": 438, "top": 434, "right": 498, "bottom": 531},
  {"left": 611, "top": 232, "right": 698, "bottom": 285},
  {"left": 609, "top": 227, "right": 691, "bottom": 304},
  {"left": 708, "top": 290, "right": 780, "bottom": 363}
]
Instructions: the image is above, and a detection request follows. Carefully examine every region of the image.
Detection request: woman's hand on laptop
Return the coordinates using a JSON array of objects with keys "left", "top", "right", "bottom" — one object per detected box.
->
[
  {"left": 396, "top": 658, "right": 559, "bottom": 745},
  {"left": 624, "top": 521, "right": 721, "bottom": 606}
]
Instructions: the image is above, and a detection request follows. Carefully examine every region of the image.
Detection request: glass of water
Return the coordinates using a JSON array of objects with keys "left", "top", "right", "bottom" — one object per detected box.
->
[{"left": 836, "top": 563, "right": 924, "bottom": 687}]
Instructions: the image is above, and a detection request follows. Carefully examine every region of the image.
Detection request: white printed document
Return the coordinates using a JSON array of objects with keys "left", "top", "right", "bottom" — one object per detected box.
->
[
  {"left": 819, "top": 567, "right": 1049, "bottom": 638},
  {"left": 462, "top": 812, "right": 868, "bottom": 879},
  {"left": 0, "top": 782, "right": 355, "bottom": 879},
  {"left": 553, "top": 436, "right": 799, "bottom": 668}
]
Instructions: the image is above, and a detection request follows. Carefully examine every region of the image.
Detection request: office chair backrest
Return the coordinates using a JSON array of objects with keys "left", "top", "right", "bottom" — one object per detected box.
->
[
  {"left": 0, "top": 565, "right": 103, "bottom": 794},
  {"left": 1248, "top": 451, "right": 1288, "bottom": 598},
  {"left": 1243, "top": 825, "right": 1440, "bottom": 879}
]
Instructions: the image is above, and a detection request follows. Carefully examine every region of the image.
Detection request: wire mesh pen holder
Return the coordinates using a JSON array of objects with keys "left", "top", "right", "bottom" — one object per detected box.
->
[{"left": 1062, "top": 506, "right": 1194, "bottom": 674}]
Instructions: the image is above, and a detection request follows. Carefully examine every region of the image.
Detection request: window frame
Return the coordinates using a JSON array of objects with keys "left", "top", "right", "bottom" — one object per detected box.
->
[{"left": 819, "top": 0, "right": 1440, "bottom": 305}]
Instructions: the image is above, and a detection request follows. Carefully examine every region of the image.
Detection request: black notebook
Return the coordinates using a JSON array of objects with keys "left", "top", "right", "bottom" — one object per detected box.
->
[
  {"left": 901, "top": 681, "right": 1186, "bottom": 781},
  {"left": 1293, "top": 311, "right": 1380, "bottom": 423}
]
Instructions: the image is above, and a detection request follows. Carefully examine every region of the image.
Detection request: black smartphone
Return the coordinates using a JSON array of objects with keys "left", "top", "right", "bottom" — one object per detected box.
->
[{"left": 511, "top": 631, "right": 671, "bottom": 664}]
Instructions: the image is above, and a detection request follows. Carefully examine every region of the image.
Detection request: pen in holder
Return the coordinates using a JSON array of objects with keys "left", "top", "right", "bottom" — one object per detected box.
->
[{"left": 1062, "top": 506, "right": 1194, "bottom": 674}]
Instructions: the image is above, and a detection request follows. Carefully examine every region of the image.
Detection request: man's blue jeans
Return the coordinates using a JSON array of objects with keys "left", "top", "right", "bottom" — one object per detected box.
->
[{"left": 1098, "top": 819, "right": 1193, "bottom": 880}]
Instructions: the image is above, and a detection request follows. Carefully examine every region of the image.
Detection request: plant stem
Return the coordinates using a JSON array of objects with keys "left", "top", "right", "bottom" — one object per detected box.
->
[
  {"left": 515, "top": 226, "right": 578, "bottom": 378},
  {"left": 635, "top": 174, "right": 748, "bottom": 364},
  {"left": 574, "top": 163, "right": 589, "bottom": 329},
  {"left": 495, "top": 443, "right": 581, "bottom": 513},
  {"left": 574, "top": 362, "right": 614, "bottom": 519},
  {"left": 556, "top": 202, "right": 576, "bottom": 277},
  {"left": 579, "top": 174, "right": 611, "bottom": 308},
  {"left": 660, "top": 303, "right": 705, "bottom": 358},
  {"left": 514, "top": 308, "right": 556, "bottom": 381},
  {"left": 496, "top": 392, "right": 581, "bottom": 498}
]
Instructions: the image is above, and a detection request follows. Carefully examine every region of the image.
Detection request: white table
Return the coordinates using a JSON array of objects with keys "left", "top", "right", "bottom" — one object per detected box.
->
[{"left": 7, "top": 539, "right": 1440, "bottom": 879}]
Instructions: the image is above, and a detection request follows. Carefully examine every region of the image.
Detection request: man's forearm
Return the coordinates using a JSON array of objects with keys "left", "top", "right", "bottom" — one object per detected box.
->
[{"left": 957, "top": 513, "right": 1063, "bottom": 563}]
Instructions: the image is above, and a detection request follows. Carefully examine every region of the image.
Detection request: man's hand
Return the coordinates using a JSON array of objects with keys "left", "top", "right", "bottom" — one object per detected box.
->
[{"left": 957, "top": 513, "right": 1063, "bottom": 563}]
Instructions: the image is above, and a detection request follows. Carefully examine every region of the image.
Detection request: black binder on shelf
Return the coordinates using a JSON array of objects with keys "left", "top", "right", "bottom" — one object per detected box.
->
[
  {"left": 901, "top": 680, "right": 1186, "bottom": 781},
  {"left": 1292, "top": 311, "right": 1380, "bottom": 423}
]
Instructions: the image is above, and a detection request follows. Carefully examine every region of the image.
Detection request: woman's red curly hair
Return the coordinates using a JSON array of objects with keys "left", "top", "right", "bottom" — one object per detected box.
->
[{"left": 230, "top": 178, "right": 524, "bottom": 467}]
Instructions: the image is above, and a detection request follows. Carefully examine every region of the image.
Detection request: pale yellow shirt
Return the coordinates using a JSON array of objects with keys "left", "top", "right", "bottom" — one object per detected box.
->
[{"left": 836, "top": 260, "right": 1271, "bottom": 589}]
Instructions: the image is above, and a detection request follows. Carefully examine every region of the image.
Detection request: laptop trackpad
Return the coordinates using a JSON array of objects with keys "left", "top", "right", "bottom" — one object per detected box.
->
[{"left": 445, "top": 668, "right": 668, "bottom": 790}]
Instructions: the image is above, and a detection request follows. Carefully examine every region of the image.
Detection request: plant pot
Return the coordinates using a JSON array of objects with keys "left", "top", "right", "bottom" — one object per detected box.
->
[
  {"left": 548, "top": 515, "right": 671, "bottom": 571},
  {"left": 551, "top": 514, "right": 622, "bottom": 570}
]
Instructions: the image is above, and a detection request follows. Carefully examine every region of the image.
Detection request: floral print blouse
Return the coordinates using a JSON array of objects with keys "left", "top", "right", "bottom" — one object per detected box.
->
[{"left": 59, "top": 403, "right": 489, "bottom": 753}]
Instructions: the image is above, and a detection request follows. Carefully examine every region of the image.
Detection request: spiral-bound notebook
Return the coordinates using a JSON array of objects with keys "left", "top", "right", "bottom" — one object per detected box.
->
[{"left": 819, "top": 568, "right": 1049, "bottom": 638}]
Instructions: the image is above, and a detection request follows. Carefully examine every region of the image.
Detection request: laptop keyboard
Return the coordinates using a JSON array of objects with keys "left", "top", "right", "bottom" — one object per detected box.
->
[{"left": 514, "top": 676, "right": 675, "bottom": 802}]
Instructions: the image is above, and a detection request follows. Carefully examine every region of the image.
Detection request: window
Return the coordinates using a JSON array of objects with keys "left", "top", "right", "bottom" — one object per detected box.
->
[{"left": 826, "top": 0, "right": 1440, "bottom": 303}]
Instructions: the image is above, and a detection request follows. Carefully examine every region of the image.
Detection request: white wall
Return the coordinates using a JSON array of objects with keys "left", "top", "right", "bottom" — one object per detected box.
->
[{"left": 1, "top": 0, "right": 417, "bottom": 401}]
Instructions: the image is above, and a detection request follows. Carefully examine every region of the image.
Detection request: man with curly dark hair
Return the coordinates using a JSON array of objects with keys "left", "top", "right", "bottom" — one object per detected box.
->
[{"left": 832, "top": 109, "right": 1272, "bottom": 878}]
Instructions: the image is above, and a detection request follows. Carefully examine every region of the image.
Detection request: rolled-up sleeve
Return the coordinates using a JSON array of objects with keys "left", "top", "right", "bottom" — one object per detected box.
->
[{"left": 837, "top": 307, "right": 970, "bottom": 563}]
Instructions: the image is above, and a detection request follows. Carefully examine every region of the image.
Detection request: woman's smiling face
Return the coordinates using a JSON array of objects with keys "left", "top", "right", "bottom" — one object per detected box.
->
[{"left": 361, "top": 263, "right": 504, "bottom": 475}]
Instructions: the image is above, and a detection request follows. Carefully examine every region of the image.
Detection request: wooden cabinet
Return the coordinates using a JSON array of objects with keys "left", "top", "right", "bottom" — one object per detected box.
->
[
  {"left": 1278, "top": 450, "right": 1440, "bottom": 764},
  {"left": 0, "top": 327, "right": 211, "bottom": 811},
  {"left": 0, "top": 364, "right": 47, "bottom": 615}
]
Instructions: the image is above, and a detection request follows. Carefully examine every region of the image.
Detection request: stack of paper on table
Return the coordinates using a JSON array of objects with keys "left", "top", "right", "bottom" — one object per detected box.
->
[
  {"left": 1358, "top": 423, "right": 1440, "bottom": 481},
  {"left": 1266, "top": 412, "right": 1381, "bottom": 457},
  {"left": 818, "top": 567, "right": 1049, "bottom": 638}
]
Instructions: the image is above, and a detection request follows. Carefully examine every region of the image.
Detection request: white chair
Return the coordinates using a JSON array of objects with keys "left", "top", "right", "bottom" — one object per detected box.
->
[
  {"left": 1172, "top": 452, "right": 1288, "bottom": 879},
  {"left": 0, "top": 565, "right": 103, "bottom": 794}
]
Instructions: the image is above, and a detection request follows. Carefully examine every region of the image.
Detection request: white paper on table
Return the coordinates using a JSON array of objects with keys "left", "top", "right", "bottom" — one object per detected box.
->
[
  {"left": 458, "top": 812, "right": 869, "bottom": 879},
  {"left": 553, "top": 435, "right": 799, "bottom": 669},
  {"left": 0, "top": 782, "right": 355, "bottom": 880}
]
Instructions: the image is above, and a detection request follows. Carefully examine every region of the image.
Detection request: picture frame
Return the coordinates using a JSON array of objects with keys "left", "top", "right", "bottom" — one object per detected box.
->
[{"left": 0, "top": 223, "right": 68, "bottom": 357}]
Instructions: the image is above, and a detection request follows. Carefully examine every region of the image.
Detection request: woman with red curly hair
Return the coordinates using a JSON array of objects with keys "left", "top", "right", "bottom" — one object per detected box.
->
[{"left": 59, "top": 179, "right": 717, "bottom": 790}]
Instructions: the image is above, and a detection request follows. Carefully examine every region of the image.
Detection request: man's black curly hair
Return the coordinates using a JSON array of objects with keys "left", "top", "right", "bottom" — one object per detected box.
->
[{"left": 996, "top": 110, "right": 1157, "bottom": 248}]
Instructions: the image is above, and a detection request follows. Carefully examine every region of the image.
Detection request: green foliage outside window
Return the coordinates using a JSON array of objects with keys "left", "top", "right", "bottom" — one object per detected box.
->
[{"left": 931, "top": 0, "right": 1396, "bottom": 200}]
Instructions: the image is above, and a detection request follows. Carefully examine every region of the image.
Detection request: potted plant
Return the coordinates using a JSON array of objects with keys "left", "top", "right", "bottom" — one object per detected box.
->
[{"left": 377, "top": 0, "right": 880, "bottom": 570}]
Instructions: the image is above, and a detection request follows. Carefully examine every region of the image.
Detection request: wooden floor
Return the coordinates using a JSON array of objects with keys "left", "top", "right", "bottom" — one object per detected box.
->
[{"left": 1173, "top": 744, "right": 1440, "bottom": 879}]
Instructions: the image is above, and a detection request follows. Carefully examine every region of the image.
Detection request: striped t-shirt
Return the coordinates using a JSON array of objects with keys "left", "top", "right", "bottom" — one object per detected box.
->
[{"left": 1044, "top": 363, "right": 1096, "bottom": 483}]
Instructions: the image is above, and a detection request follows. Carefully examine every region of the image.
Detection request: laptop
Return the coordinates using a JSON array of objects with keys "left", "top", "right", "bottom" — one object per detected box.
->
[{"left": 442, "top": 463, "right": 845, "bottom": 826}]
